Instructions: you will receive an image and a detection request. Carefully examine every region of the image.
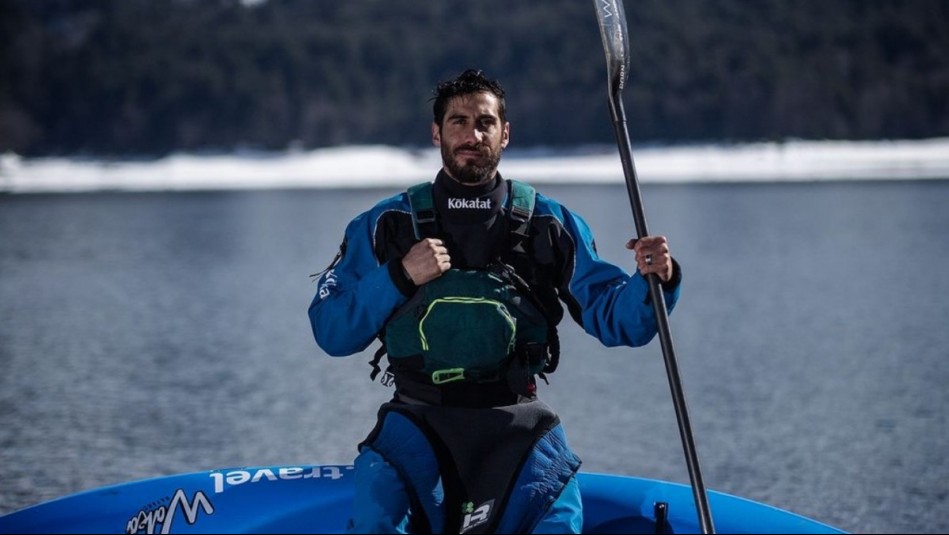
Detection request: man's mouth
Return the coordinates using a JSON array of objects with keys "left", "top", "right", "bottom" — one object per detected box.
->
[{"left": 455, "top": 147, "right": 483, "bottom": 159}]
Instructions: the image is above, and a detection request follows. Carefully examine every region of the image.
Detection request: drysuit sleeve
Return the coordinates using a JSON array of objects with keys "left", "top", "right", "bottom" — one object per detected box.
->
[
  {"left": 552, "top": 202, "right": 681, "bottom": 348},
  {"left": 308, "top": 210, "right": 410, "bottom": 356}
]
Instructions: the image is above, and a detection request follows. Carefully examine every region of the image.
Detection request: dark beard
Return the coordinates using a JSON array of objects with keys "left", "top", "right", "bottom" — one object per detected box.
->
[{"left": 441, "top": 144, "right": 502, "bottom": 185}]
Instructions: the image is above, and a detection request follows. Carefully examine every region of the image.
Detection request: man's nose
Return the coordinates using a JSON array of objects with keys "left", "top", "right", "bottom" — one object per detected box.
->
[{"left": 464, "top": 126, "right": 484, "bottom": 144}]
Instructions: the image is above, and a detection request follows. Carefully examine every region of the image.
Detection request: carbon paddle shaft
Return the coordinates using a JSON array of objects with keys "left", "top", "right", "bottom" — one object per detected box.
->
[{"left": 592, "top": 1, "right": 715, "bottom": 532}]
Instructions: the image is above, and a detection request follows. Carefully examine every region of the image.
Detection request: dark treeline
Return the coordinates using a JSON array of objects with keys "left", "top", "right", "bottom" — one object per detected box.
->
[{"left": 1, "top": 0, "right": 947, "bottom": 157}]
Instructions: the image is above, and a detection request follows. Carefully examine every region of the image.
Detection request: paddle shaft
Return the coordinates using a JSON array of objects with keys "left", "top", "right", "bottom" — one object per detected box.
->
[
  {"left": 607, "top": 81, "right": 716, "bottom": 535},
  {"left": 592, "top": 0, "right": 714, "bottom": 529}
]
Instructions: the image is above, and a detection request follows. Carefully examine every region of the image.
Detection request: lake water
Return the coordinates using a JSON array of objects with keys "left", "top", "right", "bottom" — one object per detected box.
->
[{"left": 1, "top": 180, "right": 947, "bottom": 534}]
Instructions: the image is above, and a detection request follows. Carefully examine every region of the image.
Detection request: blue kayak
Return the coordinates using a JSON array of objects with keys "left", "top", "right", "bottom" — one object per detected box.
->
[{"left": 0, "top": 464, "right": 845, "bottom": 534}]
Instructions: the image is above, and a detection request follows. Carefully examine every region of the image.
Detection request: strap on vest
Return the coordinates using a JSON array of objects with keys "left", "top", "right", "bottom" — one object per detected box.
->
[
  {"left": 507, "top": 180, "right": 535, "bottom": 254},
  {"left": 407, "top": 179, "right": 536, "bottom": 248},
  {"left": 369, "top": 343, "right": 395, "bottom": 386},
  {"left": 407, "top": 181, "right": 438, "bottom": 240}
]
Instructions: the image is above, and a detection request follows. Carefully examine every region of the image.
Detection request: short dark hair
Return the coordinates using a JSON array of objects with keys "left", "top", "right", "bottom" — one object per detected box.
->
[{"left": 431, "top": 69, "right": 506, "bottom": 126}]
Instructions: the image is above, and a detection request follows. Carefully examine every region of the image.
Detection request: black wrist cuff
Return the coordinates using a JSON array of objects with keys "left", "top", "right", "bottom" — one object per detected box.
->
[
  {"left": 388, "top": 258, "right": 417, "bottom": 297},
  {"left": 661, "top": 257, "right": 683, "bottom": 292}
]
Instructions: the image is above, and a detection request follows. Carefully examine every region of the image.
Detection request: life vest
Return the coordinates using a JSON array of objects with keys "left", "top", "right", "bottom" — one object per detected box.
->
[{"left": 370, "top": 180, "right": 560, "bottom": 401}]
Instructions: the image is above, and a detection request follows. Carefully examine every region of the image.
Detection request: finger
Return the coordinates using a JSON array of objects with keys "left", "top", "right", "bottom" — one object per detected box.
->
[
  {"left": 637, "top": 256, "right": 655, "bottom": 272},
  {"left": 636, "top": 237, "right": 669, "bottom": 258},
  {"left": 636, "top": 248, "right": 658, "bottom": 264},
  {"left": 637, "top": 235, "right": 666, "bottom": 249},
  {"left": 427, "top": 241, "right": 450, "bottom": 258},
  {"left": 636, "top": 249, "right": 668, "bottom": 267},
  {"left": 639, "top": 256, "right": 672, "bottom": 279}
]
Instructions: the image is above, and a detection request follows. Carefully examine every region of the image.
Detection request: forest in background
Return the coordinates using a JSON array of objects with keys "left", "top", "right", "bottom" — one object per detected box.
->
[{"left": 1, "top": 0, "right": 947, "bottom": 157}]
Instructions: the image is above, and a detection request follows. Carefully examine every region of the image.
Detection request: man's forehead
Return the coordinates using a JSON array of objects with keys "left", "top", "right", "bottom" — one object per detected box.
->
[{"left": 445, "top": 92, "right": 502, "bottom": 117}]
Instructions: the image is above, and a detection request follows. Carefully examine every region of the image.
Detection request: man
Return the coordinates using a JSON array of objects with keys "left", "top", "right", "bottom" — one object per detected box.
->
[{"left": 308, "top": 69, "right": 680, "bottom": 534}]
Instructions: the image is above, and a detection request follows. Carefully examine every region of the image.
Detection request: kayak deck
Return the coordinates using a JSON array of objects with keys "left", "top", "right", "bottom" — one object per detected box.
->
[{"left": 0, "top": 464, "right": 846, "bottom": 534}]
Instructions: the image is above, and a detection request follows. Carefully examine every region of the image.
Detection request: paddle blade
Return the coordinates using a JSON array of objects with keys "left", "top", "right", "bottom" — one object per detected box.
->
[{"left": 592, "top": 0, "right": 631, "bottom": 93}]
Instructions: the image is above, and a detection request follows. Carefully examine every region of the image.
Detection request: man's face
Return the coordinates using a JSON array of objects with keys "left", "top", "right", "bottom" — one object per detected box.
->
[{"left": 432, "top": 91, "right": 510, "bottom": 185}]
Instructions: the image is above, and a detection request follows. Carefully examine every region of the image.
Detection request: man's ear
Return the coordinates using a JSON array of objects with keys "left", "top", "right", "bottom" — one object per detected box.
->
[
  {"left": 501, "top": 121, "right": 510, "bottom": 149},
  {"left": 432, "top": 122, "right": 441, "bottom": 147}
]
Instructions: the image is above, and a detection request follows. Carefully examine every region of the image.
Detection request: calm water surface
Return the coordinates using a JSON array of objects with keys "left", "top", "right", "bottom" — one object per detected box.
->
[{"left": 1, "top": 180, "right": 948, "bottom": 533}]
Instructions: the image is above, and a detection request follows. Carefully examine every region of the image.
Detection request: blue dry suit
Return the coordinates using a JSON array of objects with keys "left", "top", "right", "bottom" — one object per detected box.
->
[{"left": 308, "top": 172, "right": 681, "bottom": 533}]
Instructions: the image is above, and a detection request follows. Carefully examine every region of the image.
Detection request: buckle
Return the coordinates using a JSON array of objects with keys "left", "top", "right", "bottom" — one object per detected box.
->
[{"left": 431, "top": 368, "right": 466, "bottom": 385}]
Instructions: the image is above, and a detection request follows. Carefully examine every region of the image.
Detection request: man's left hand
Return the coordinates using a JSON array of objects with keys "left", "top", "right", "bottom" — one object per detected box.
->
[{"left": 626, "top": 235, "right": 673, "bottom": 282}]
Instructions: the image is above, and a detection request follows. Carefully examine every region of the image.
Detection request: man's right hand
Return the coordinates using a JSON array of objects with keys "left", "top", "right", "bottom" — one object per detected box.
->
[{"left": 401, "top": 238, "right": 451, "bottom": 286}]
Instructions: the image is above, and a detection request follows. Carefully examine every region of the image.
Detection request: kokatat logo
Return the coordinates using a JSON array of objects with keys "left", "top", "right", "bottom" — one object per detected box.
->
[
  {"left": 448, "top": 198, "right": 492, "bottom": 210},
  {"left": 460, "top": 499, "right": 494, "bottom": 533}
]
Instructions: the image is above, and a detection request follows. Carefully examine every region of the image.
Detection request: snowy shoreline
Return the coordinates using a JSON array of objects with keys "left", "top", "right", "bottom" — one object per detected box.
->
[{"left": 2, "top": 138, "right": 948, "bottom": 193}]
